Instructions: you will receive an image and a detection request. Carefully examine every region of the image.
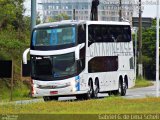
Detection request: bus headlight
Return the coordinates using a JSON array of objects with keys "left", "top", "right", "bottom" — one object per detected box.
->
[{"left": 33, "top": 84, "right": 38, "bottom": 88}]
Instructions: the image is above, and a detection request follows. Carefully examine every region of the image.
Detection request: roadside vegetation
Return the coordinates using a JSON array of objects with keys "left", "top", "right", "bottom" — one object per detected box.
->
[
  {"left": 0, "top": 80, "right": 30, "bottom": 102},
  {"left": 1, "top": 97, "right": 160, "bottom": 114},
  {"left": 134, "top": 77, "right": 154, "bottom": 88}
]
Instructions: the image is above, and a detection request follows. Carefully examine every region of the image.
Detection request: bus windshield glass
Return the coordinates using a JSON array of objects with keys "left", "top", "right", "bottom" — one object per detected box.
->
[
  {"left": 31, "top": 53, "right": 77, "bottom": 80},
  {"left": 32, "top": 26, "right": 76, "bottom": 46}
]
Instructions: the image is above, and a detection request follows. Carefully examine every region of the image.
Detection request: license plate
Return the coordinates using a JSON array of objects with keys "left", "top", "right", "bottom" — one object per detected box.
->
[{"left": 50, "top": 91, "right": 58, "bottom": 95}]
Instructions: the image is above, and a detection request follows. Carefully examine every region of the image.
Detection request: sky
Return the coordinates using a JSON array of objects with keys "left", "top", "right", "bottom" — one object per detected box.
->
[
  {"left": 133, "top": 0, "right": 159, "bottom": 18},
  {"left": 143, "top": 5, "right": 158, "bottom": 18},
  {"left": 24, "top": 0, "right": 160, "bottom": 18}
]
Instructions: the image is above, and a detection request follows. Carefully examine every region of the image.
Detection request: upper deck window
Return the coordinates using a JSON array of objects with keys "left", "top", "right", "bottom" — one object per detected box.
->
[
  {"left": 88, "top": 25, "right": 131, "bottom": 46},
  {"left": 32, "top": 26, "right": 76, "bottom": 46}
]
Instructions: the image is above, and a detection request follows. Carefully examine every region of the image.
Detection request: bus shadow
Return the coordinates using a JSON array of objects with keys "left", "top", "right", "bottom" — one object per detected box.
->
[{"left": 58, "top": 96, "right": 107, "bottom": 102}]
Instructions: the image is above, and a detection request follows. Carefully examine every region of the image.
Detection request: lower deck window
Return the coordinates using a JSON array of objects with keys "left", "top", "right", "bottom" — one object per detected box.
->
[{"left": 88, "top": 56, "right": 118, "bottom": 73}]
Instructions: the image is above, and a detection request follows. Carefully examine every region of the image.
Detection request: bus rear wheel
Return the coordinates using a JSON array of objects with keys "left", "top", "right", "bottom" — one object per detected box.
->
[
  {"left": 121, "top": 81, "right": 127, "bottom": 96},
  {"left": 109, "top": 81, "right": 127, "bottom": 96},
  {"left": 115, "top": 81, "right": 127, "bottom": 96},
  {"left": 76, "top": 80, "right": 93, "bottom": 100}
]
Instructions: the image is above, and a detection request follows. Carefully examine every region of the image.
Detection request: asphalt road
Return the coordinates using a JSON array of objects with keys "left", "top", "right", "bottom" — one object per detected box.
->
[
  {"left": 15, "top": 82, "right": 159, "bottom": 104},
  {"left": 124, "top": 82, "right": 158, "bottom": 99}
]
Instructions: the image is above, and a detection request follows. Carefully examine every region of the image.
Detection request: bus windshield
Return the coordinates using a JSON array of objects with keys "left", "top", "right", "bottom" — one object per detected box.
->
[
  {"left": 32, "top": 26, "right": 76, "bottom": 46},
  {"left": 31, "top": 53, "right": 78, "bottom": 80}
]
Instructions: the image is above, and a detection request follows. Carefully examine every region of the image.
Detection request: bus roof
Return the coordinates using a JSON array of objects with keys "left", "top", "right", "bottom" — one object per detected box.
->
[{"left": 34, "top": 20, "right": 130, "bottom": 29}]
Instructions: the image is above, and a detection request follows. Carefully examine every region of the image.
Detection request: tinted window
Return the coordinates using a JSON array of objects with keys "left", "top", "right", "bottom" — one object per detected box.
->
[
  {"left": 88, "top": 25, "right": 131, "bottom": 46},
  {"left": 78, "top": 24, "right": 86, "bottom": 72},
  {"left": 78, "top": 24, "right": 86, "bottom": 44},
  {"left": 32, "top": 26, "right": 76, "bottom": 46},
  {"left": 88, "top": 56, "right": 118, "bottom": 73},
  {"left": 130, "top": 57, "right": 134, "bottom": 69},
  {"left": 31, "top": 53, "right": 78, "bottom": 80}
]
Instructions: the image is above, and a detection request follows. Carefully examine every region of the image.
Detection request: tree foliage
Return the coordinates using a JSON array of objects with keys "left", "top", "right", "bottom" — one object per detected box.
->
[
  {"left": 0, "top": 0, "right": 30, "bottom": 82},
  {"left": 0, "top": 0, "right": 30, "bottom": 59},
  {"left": 142, "top": 19, "right": 157, "bottom": 79},
  {"left": 0, "top": 0, "right": 25, "bottom": 30}
]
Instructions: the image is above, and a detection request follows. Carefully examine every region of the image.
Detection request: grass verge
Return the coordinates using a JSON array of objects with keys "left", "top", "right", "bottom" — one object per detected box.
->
[
  {"left": 134, "top": 77, "right": 154, "bottom": 88},
  {"left": 0, "top": 97, "right": 160, "bottom": 114},
  {"left": 0, "top": 80, "right": 30, "bottom": 102}
]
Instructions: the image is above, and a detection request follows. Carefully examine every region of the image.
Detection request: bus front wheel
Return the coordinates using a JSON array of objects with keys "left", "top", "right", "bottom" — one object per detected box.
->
[
  {"left": 84, "top": 80, "right": 93, "bottom": 99},
  {"left": 93, "top": 80, "right": 99, "bottom": 98},
  {"left": 43, "top": 96, "right": 58, "bottom": 101}
]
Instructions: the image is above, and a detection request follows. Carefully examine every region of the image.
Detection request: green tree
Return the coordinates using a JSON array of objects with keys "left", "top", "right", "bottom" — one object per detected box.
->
[
  {"left": 0, "top": 0, "right": 25, "bottom": 31},
  {"left": 142, "top": 19, "right": 157, "bottom": 79}
]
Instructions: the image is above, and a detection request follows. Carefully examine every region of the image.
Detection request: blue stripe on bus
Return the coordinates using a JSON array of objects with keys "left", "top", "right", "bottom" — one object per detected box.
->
[
  {"left": 76, "top": 82, "right": 80, "bottom": 91},
  {"left": 75, "top": 76, "right": 80, "bottom": 91}
]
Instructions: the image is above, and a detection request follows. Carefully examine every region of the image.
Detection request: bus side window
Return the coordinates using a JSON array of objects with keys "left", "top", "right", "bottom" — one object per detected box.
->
[
  {"left": 78, "top": 24, "right": 86, "bottom": 44},
  {"left": 103, "top": 27, "right": 115, "bottom": 42},
  {"left": 78, "top": 24, "right": 86, "bottom": 72},
  {"left": 116, "top": 26, "right": 131, "bottom": 42},
  {"left": 95, "top": 27, "right": 102, "bottom": 42},
  {"left": 88, "top": 28, "right": 94, "bottom": 46}
]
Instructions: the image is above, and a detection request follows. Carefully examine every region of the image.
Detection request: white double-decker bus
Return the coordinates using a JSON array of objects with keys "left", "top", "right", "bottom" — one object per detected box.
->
[{"left": 23, "top": 20, "right": 135, "bottom": 101}]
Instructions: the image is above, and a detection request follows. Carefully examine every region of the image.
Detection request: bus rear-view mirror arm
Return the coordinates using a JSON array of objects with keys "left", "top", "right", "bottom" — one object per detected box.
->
[
  {"left": 75, "top": 43, "right": 85, "bottom": 60},
  {"left": 23, "top": 48, "right": 30, "bottom": 64}
]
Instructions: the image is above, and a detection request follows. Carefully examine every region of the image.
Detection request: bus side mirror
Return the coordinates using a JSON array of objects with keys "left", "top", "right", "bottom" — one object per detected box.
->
[
  {"left": 75, "top": 43, "right": 85, "bottom": 60},
  {"left": 23, "top": 48, "right": 30, "bottom": 64}
]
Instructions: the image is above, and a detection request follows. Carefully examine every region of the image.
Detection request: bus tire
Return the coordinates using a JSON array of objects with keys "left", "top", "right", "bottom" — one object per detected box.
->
[
  {"left": 84, "top": 80, "right": 93, "bottom": 100},
  {"left": 43, "top": 96, "right": 51, "bottom": 101},
  {"left": 93, "top": 79, "right": 99, "bottom": 98},
  {"left": 117, "top": 80, "right": 127, "bottom": 96},
  {"left": 108, "top": 91, "right": 115, "bottom": 96},
  {"left": 121, "top": 81, "right": 127, "bottom": 96},
  {"left": 76, "top": 95, "right": 83, "bottom": 100},
  {"left": 50, "top": 96, "right": 59, "bottom": 101},
  {"left": 43, "top": 96, "right": 58, "bottom": 101}
]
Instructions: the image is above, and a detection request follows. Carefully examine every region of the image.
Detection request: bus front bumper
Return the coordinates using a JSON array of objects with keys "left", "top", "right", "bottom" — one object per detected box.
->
[
  {"left": 31, "top": 77, "right": 88, "bottom": 97},
  {"left": 32, "top": 88, "right": 88, "bottom": 97}
]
